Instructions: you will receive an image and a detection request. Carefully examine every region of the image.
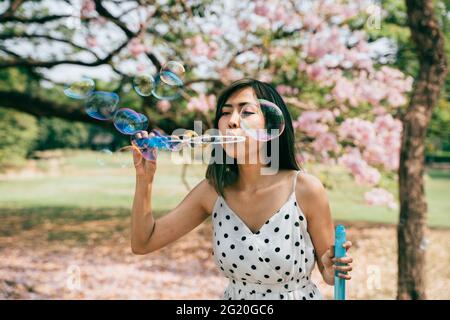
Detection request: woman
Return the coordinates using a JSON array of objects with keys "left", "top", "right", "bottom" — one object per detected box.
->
[{"left": 130, "top": 78, "right": 353, "bottom": 300}]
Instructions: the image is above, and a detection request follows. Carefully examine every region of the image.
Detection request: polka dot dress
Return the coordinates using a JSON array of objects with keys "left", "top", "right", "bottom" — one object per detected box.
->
[{"left": 211, "top": 170, "right": 323, "bottom": 300}]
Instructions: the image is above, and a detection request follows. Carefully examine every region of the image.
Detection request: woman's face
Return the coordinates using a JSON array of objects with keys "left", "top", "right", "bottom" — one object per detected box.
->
[{"left": 217, "top": 87, "right": 265, "bottom": 163}]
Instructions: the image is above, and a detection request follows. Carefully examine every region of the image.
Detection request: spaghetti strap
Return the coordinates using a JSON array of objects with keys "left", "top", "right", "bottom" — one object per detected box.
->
[{"left": 292, "top": 170, "right": 302, "bottom": 194}]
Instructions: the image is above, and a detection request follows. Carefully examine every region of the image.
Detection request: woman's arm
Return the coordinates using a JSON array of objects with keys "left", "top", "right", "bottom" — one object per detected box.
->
[
  {"left": 131, "top": 177, "right": 214, "bottom": 255},
  {"left": 295, "top": 173, "right": 353, "bottom": 286},
  {"left": 130, "top": 130, "right": 216, "bottom": 255}
]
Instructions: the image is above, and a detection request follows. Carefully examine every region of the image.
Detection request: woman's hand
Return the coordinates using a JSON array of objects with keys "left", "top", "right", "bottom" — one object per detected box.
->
[
  {"left": 321, "top": 240, "right": 353, "bottom": 281},
  {"left": 132, "top": 130, "right": 157, "bottom": 184}
]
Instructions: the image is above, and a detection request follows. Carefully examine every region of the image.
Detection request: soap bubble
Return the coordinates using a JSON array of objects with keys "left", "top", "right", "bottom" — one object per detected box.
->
[
  {"left": 151, "top": 72, "right": 183, "bottom": 101},
  {"left": 113, "top": 145, "right": 138, "bottom": 168},
  {"left": 133, "top": 74, "right": 154, "bottom": 96},
  {"left": 160, "top": 61, "right": 185, "bottom": 86},
  {"left": 96, "top": 149, "right": 113, "bottom": 167},
  {"left": 85, "top": 91, "right": 120, "bottom": 120},
  {"left": 113, "top": 108, "right": 148, "bottom": 135},
  {"left": 64, "top": 77, "right": 95, "bottom": 99},
  {"left": 240, "top": 99, "right": 285, "bottom": 142},
  {"left": 130, "top": 136, "right": 158, "bottom": 161}
]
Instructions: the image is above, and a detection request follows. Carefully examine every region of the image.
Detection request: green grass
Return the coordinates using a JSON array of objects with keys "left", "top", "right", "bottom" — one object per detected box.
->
[{"left": 0, "top": 150, "right": 448, "bottom": 228}]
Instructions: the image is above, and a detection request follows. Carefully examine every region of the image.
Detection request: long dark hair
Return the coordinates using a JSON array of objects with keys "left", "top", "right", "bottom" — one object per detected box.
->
[{"left": 205, "top": 78, "right": 300, "bottom": 197}]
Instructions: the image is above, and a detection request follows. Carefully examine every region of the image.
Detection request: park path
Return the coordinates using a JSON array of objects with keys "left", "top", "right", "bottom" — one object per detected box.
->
[{"left": 0, "top": 217, "right": 448, "bottom": 299}]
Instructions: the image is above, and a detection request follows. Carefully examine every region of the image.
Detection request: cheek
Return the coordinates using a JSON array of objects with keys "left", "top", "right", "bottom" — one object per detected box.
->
[
  {"left": 218, "top": 117, "right": 227, "bottom": 131},
  {"left": 244, "top": 115, "right": 265, "bottom": 129}
]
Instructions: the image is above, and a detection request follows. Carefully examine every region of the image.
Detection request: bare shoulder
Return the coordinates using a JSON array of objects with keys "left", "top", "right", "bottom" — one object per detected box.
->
[
  {"left": 295, "top": 172, "right": 329, "bottom": 220},
  {"left": 296, "top": 172, "right": 327, "bottom": 197},
  {"left": 189, "top": 178, "right": 219, "bottom": 215}
]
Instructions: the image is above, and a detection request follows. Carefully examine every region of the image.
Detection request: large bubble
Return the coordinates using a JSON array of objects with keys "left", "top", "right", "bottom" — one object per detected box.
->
[
  {"left": 96, "top": 148, "right": 113, "bottom": 167},
  {"left": 239, "top": 99, "right": 285, "bottom": 142},
  {"left": 133, "top": 74, "right": 155, "bottom": 97},
  {"left": 64, "top": 77, "right": 95, "bottom": 99},
  {"left": 130, "top": 136, "right": 158, "bottom": 161},
  {"left": 85, "top": 91, "right": 120, "bottom": 120},
  {"left": 160, "top": 61, "right": 185, "bottom": 86},
  {"left": 113, "top": 108, "right": 148, "bottom": 135},
  {"left": 151, "top": 72, "right": 183, "bottom": 101}
]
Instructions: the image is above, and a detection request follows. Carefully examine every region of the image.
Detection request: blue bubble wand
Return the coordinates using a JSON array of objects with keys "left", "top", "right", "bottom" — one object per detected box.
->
[{"left": 334, "top": 224, "right": 346, "bottom": 300}]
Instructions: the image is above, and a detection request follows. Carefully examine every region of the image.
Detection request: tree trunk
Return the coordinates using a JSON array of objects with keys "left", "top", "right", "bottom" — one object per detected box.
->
[{"left": 398, "top": 0, "right": 447, "bottom": 300}]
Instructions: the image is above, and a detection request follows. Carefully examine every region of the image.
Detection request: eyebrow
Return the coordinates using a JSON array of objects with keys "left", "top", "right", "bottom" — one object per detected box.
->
[{"left": 223, "top": 102, "right": 254, "bottom": 108}]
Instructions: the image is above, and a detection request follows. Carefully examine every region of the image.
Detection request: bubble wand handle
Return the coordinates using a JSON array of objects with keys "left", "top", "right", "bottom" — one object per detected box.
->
[{"left": 334, "top": 224, "right": 346, "bottom": 300}]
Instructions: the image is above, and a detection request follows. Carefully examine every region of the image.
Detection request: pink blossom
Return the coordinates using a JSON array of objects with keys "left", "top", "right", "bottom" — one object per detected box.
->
[
  {"left": 338, "top": 118, "right": 375, "bottom": 146},
  {"left": 302, "top": 15, "right": 323, "bottom": 30},
  {"left": 254, "top": 2, "right": 270, "bottom": 17},
  {"left": 136, "top": 64, "right": 147, "bottom": 73},
  {"left": 218, "top": 68, "right": 244, "bottom": 83},
  {"left": 184, "top": 36, "right": 219, "bottom": 60},
  {"left": 86, "top": 36, "right": 97, "bottom": 48},
  {"left": 257, "top": 72, "right": 273, "bottom": 83},
  {"left": 305, "top": 63, "right": 328, "bottom": 83},
  {"left": 276, "top": 85, "right": 299, "bottom": 96},
  {"left": 362, "top": 143, "right": 386, "bottom": 166},
  {"left": 238, "top": 19, "right": 251, "bottom": 31},
  {"left": 296, "top": 152, "right": 313, "bottom": 165},
  {"left": 312, "top": 132, "right": 340, "bottom": 155},
  {"left": 269, "top": 47, "right": 286, "bottom": 59},
  {"left": 338, "top": 148, "right": 381, "bottom": 186},
  {"left": 156, "top": 101, "right": 171, "bottom": 113},
  {"left": 81, "top": 0, "right": 95, "bottom": 19},
  {"left": 294, "top": 111, "right": 335, "bottom": 137},
  {"left": 187, "top": 94, "right": 216, "bottom": 113},
  {"left": 209, "top": 27, "right": 223, "bottom": 37},
  {"left": 128, "top": 38, "right": 146, "bottom": 58},
  {"left": 364, "top": 188, "right": 397, "bottom": 209},
  {"left": 332, "top": 77, "right": 359, "bottom": 107}
]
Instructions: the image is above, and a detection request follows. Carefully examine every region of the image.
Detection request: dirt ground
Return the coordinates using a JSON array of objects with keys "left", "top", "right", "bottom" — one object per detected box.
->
[{"left": 0, "top": 216, "right": 449, "bottom": 300}]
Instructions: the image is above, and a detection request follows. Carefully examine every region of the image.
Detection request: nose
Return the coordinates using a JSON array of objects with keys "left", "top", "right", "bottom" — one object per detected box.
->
[{"left": 228, "top": 110, "right": 240, "bottom": 129}]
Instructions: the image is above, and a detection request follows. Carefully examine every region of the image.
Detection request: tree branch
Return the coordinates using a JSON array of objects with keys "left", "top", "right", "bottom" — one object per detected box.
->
[
  {"left": 0, "top": 33, "right": 101, "bottom": 60},
  {"left": 0, "top": 0, "right": 26, "bottom": 20},
  {"left": 93, "top": 0, "right": 137, "bottom": 38},
  {"left": 0, "top": 39, "right": 129, "bottom": 68},
  {"left": 0, "top": 14, "right": 72, "bottom": 23},
  {"left": 0, "top": 90, "right": 103, "bottom": 125}
]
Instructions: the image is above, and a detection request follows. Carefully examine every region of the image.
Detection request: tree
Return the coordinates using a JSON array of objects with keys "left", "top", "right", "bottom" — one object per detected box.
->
[
  {"left": 397, "top": 0, "right": 447, "bottom": 300},
  {"left": 0, "top": 0, "right": 415, "bottom": 204}
]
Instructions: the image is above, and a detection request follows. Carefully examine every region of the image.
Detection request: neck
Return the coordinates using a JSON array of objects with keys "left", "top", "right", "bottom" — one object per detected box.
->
[{"left": 236, "top": 163, "right": 270, "bottom": 192}]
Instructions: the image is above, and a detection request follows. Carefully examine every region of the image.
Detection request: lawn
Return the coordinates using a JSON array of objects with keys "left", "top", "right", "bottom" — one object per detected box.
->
[{"left": 0, "top": 149, "right": 448, "bottom": 228}]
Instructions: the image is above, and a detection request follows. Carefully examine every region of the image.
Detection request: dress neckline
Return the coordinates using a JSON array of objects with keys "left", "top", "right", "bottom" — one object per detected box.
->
[{"left": 217, "top": 192, "right": 295, "bottom": 235}]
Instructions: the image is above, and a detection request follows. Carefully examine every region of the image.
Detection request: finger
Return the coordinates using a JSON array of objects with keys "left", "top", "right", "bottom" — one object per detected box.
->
[
  {"left": 144, "top": 148, "right": 158, "bottom": 164},
  {"left": 334, "top": 265, "right": 352, "bottom": 272},
  {"left": 132, "top": 146, "right": 143, "bottom": 166},
  {"left": 141, "top": 131, "right": 149, "bottom": 139},
  {"left": 336, "top": 257, "right": 353, "bottom": 264},
  {"left": 338, "top": 273, "right": 351, "bottom": 280},
  {"left": 135, "top": 132, "right": 142, "bottom": 139},
  {"left": 343, "top": 241, "right": 352, "bottom": 250}
]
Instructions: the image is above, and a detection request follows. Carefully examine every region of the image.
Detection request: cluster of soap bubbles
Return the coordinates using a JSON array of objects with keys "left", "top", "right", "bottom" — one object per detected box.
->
[
  {"left": 63, "top": 61, "right": 286, "bottom": 163},
  {"left": 132, "top": 61, "right": 185, "bottom": 100}
]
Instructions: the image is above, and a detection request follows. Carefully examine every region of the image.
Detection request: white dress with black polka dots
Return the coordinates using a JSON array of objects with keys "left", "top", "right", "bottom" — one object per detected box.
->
[{"left": 211, "top": 170, "right": 323, "bottom": 300}]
